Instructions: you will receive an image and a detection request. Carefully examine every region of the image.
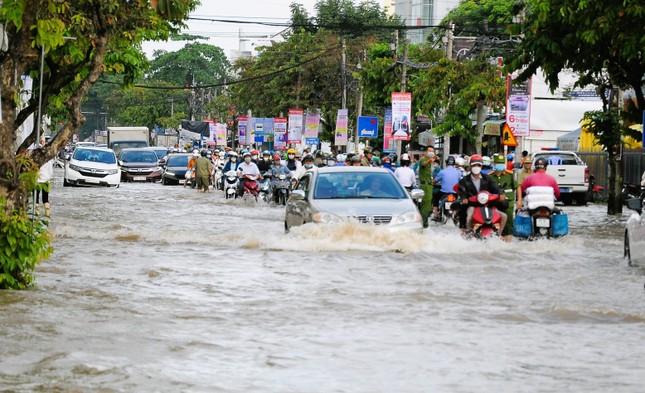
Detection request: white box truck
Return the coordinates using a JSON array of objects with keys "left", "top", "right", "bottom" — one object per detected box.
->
[{"left": 107, "top": 126, "right": 149, "bottom": 156}]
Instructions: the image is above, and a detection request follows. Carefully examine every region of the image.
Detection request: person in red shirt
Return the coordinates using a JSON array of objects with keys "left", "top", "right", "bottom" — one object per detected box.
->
[{"left": 519, "top": 157, "right": 560, "bottom": 210}]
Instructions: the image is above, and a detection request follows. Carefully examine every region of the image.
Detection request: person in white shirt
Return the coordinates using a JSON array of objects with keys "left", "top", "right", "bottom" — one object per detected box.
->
[
  {"left": 294, "top": 154, "right": 318, "bottom": 179},
  {"left": 237, "top": 152, "right": 261, "bottom": 196},
  {"left": 394, "top": 153, "right": 416, "bottom": 190}
]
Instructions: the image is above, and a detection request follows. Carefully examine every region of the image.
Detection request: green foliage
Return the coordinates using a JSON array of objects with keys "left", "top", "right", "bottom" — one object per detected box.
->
[
  {"left": 508, "top": 0, "right": 645, "bottom": 113},
  {"left": 442, "top": 0, "right": 517, "bottom": 36},
  {"left": 582, "top": 110, "right": 624, "bottom": 152},
  {"left": 0, "top": 202, "right": 53, "bottom": 289}
]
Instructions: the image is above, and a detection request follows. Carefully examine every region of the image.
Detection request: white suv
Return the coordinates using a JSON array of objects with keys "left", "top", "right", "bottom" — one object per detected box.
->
[{"left": 64, "top": 147, "right": 120, "bottom": 187}]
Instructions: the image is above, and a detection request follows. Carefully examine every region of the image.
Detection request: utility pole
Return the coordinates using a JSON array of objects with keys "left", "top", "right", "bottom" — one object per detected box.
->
[
  {"left": 341, "top": 38, "right": 347, "bottom": 110},
  {"left": 443, "top": 22, "right": 455, "bottom": 157},
  {"left": 396, "top": 33, "right": 408, "bottom": 160}
]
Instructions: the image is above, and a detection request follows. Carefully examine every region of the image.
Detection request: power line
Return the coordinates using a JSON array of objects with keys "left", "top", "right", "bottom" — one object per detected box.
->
[{"left": 99, "top": 44, "right": 342, "bottom": 90}]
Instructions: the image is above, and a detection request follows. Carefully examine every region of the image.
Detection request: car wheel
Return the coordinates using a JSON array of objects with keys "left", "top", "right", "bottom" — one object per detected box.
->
[
  {"left": 284, "top": 220, "right": 290, "bottom": 233},
  {"left": 63, "top": 178, "right": 70, "bottom": 187},
  {"left": 574, "top": 193, "right": 587, "bottom": 206},
  {"left": 624, "top": 230, "right": 632, "bottom": 266}
]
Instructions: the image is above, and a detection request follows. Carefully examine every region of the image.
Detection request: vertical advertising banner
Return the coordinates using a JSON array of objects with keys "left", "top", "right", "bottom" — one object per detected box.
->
[
  {"left": 247, "top": 117, "right": 256, "bottom": 144},
  {"left": 335, "top": 109, "right": 348, "bottom": 146},
  {"left": 237, "top": 116, "right": 248, "bottom": 146},
  {"left": 304, "top": 110, "right": 320, "bottom": 139},
  {"left": 383, "top": 108, "right": 395, "bottom": 152},
  {"left": 207, "top": 121, "right": 216, "bottom": 144},
  {"left": 506, "top": 75, "right": 532, "bottom": 136},
  {"left": 215, "top": 123, "right": 227, "bottom": 146},
  {"left": 274, "top": 117, "right": 287, "bottom": 149},
  {"left": 391, "top": 92, "right": 412, "bottom": 141},
  {"left": 257, "top": 118, "right": 274, "bottom": 143},
  {"left": 287, "top": 109, "right": 303, "bottom": 144}
]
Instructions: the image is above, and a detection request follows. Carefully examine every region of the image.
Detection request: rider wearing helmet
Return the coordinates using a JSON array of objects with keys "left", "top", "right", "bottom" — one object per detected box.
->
[
  {"left": 294, "top": 154, "right": 317, "bottom": 179},
  {"left": 482, "top": 156, "right": 493, "bottom": 175},
  {"left": 457, "top": 154, "right": 507, "bottom": 234},
  {"left": 432, "top": 155, "right": 463, "bottom": 220},
  {"left": 286, "top": 148, "right": 300, "bottom": 172},
  {"left": 519, "top": 156, "right": 560, "bottom": 209},
  {"left": 394, "top": 153, "right": 416, "bottom": 190},
  {"left": 184, "top": 149, "right": 199, "bottom": 188},
  {"left": 361, "top": 148, "right": 374, "bottom": 167},
  {"left": 257, "top": 150, "right": 272, "bottom": 172},
  {"left": 237, "top": 151, "right": 262, "bottom": 197},
  {"left": 490, "top": 153, "right": 517, "bottom": 240}
]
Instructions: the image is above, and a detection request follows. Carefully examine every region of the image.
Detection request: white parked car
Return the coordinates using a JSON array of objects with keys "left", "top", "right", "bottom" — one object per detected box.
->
[
  {"left": 64, "top": 147, "right": 120, "bottom": 187},
  {"left": 624, "top": 197, "right": 645, "bottom": 266}
]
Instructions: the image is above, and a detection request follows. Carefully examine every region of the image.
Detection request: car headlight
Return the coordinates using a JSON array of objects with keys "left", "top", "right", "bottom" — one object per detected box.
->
[
  {"left": 154, "top": 167, "right": 162, "bottom": 172},
  {"left": 312, "top": 212, "right": 344, "bottom": 224},
  {"left": 165, "top": 171, "right": 175, "bottom": 176},
  {"left": 69, "top": 163, "right": 82, "bottom": 172},
  {"left": 107, "top": 169, "right": 119, "bottom": 175},
  {"left": 395, "top": 210, "right": 421, "bottom": 224}
]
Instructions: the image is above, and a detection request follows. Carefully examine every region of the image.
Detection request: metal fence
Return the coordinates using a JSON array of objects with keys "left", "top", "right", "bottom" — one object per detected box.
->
[{"left": 576, "top": 151, "right": 644, "bottom": 189}]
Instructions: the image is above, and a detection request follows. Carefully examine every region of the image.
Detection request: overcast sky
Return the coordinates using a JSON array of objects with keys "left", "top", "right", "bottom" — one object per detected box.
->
[{"left": 143, "top": 0, "right": 319, "bottom": 60}]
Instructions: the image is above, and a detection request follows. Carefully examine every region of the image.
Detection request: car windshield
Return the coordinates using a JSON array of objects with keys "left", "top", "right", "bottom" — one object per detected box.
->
[
  {"left": 314, "top": 171, "right": 407, "bottom": 199},
  {"left": 73, "top": 148, "right": 116, "bottom": 164},
  {"left": 167, "top": 155, "right": 189, "bottom": 167},
  {"left": 152, "top": 148, "right": 169, "bottom": 159},
  {"left": 111, "top": 141, "right": 148, "bottom": 156},
  {"left": 533, "top": 153, "right": 580, "bottom": 165},
  {"left": 120, "top": 150, "right": 158, "bottom": 163}
]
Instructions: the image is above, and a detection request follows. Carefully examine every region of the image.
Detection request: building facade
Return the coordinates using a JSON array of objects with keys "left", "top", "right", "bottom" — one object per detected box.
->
[{"left": 394, "top": 0, "right": 460, "bottom": 44}]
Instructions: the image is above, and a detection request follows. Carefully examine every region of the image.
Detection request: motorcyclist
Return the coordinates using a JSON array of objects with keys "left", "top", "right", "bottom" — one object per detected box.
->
[
  {"left": 481, "top": 156, "right": 493, "bottom": 175},
  {"left": 294, "top": 154, "right": 318, "bottom": 179},
  {"left": 382, "top": 156, "right": 395, "bottom": 172},
  {"left": 184, "top": 149, "right": 199, "bottom": 188},
  {"left": 432, "top": 155, "right": 462, "bottom": 220},
  {"left": 335, "top": 153, "right": 346, "bottom": 166},
  {"left": 361, "top": 148, "right": 374, "bottom": 167},
  {"left": 250, "top": 149, "right": 260, "bottom": 165},
  {"left": 394, "top": 153, "right": 416, "bottom": 190},
  {"left": 519, "top": 156, "right": 560, "bottom": 210},
  {"left": 490, "top": 153, "right": 517, "bottom": 240},
  {"left": 285, "top": 148, "right": 301, "bottom": 173},
  {"left": 457, "top": 154, "right": 507, "bottom": 235},
  {"left": 257, "top": 150, "right": 272, "bottom": 173},
  {"left": 237, "top": 152, "right": 262, "bottom": 197},
  {"left": 221, "top": 151, "right": 240, "bottom": 189}
]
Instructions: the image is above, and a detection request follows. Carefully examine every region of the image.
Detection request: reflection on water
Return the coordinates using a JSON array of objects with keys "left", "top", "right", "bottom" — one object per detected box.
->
[{"left": 1, "top": 172, "right": 644, "bottom": 392}]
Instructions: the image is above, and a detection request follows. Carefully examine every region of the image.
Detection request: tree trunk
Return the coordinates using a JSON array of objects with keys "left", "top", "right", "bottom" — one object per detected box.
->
[
  {"left": 475, "top": 101, "right": 485, "bottom": 155},
  {"left": 606, "top": 147, "right": 623, "bottom": 215}
]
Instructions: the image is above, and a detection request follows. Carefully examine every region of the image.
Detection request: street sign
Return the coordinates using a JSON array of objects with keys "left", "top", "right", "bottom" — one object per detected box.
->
[
  {"left": 501, "top": 123, "right": 518, "bottom": 146},
  {"left": 358, "top": 116, "right": 378, "bottom": 138}
]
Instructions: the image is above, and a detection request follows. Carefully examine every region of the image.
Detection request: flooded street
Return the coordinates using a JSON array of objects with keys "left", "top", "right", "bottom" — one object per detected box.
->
[{"left": 2, "top": 168, "right": 645, "bottom": 392}]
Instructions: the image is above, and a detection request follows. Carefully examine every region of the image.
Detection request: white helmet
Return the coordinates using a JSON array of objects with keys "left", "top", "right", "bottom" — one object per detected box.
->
[
  {"left": 192, "top": 149, "right": 199, "bottom": 157},
  {"left": 401, "top": 153, "right": 410, "bottom": 161},
  {"left": 336, "top": 153, "right": 345, "bottom": 162},
  {"left": 218, "top": 151, "right": 225, "bottom": 159},
  {"left": 482, "top": 156, "right": 491, "bottom": 166},
  {"left": 455, "top": 157, "right": 466, "bottom": 167}
]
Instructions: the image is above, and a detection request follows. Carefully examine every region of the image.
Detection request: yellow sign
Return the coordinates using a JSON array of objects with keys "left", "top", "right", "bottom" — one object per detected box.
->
[{"left": 501, "top": 123, "right": 518, "bottom": 146}]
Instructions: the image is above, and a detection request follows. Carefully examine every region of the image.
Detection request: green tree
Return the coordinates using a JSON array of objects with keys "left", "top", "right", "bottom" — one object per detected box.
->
[
  {"left": 508, "top": 0, "right": 645, "bottom": 214},
  {"left": 443, "top": 0, "right": 517, "bottom": 37},
  {"left": 0, "top": 0, "right": 197, "bottom": 289}
]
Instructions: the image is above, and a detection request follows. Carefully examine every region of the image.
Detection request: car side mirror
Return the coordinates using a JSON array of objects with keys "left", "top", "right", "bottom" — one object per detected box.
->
[
  {"left": 290, "top": 190, "right": 306, "bottom": 200},
  {"left": 410, "top": 189, "right": 425, "bottom": 200},
  {"left": 118, "top": 160, "right": 123, "bottom": 166},
  {"left": 65, "top": 154, "right": 71, "bottom": 160}
]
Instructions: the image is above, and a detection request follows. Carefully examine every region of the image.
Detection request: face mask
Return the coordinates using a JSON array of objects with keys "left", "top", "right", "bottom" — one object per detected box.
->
[
  {"left": 471, "top": 166, "right": 482, "bottom": 175},
  {"left": 427, "top": 152, "right": 435, "bottom": 158},
  {"left": 288, "top": 154, "right": 295, "bottom": 159},
  {"left": 251, "top": 155, "right": 258, "bottom": 160},
  {"left": 494, "top": 164, "right": 505, "bottom": 172},
  {"left": 244, "top": 157, "right": 251, "bottom": 163},
  {"left": 263, "top": 157, "right": 269, "bottom": 161},
  {"left": 230, "top": 157, "right": 236, "bottom": 161},
  {"left": 304, "top": 163, "right": 314, "bottom": 169}
]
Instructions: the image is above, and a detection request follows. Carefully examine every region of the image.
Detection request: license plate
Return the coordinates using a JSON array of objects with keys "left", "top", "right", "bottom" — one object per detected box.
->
[
  {"left": 85, "top": 178, "right": 99, "bottom": 183},
  {"left": 560, "top": 187, "right": 570, "bottom": 193},
  {"left": 536, "top": 217, "right": 550, "bottom": 228},
  {"left": 133, "top": 176, "right": 146, "bottom": 181}
]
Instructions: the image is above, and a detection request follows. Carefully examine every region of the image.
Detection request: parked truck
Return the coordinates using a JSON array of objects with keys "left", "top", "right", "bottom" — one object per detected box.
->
[
  {"left": 154, "top": 134, "right": 179, "bottom": 147},
  {"left": 532, "top": 150, "right": 590, "bottom": 205},
  {"left": 107, "top": 126, "right": 149, "bottom": 156}
]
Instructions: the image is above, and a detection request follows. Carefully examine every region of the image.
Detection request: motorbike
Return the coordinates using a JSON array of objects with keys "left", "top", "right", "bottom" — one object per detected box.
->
[
  {"left": 223, "top": 170, "right": 239, "bottom": 199},
  {"left": 437, "top": 192, "right": 459, "bottom": 225},
  {"left": 467, "top": 190, "right": 503, "bottom": 239},
  {"left": 621, "top": 182, "right": 644, "bottom": 204},
  {"left": 214, "top": 169, "right": 223, "bottom": 191},
  {"left": 185, "top": 168, "right": 196, "bottom": 188},
  {"left": 257, "top": 173, "right": 272, "bottom": 203},
  {"left": 515, "top": 186, "right": 568, "bottom": 239},
  {"left": 405, "top": 186, "right": 424, "bottom": 211},
  {"left": 272, "top": 174, "right": 291, "bottom": 205},
  {"left": 241, "top": 173, "right": 260, "bottom": 202}
]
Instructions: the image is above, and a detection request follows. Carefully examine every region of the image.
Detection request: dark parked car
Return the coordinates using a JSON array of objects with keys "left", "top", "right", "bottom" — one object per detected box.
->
[
  {"left": 161, "top": 153, "right": 191, "bottom": 185},
  {"left": 119, "top": 148, "right": 163, "bottom": 182},
  {"left": 151, "top": 147, "right": 170, "bottom": 165}
]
